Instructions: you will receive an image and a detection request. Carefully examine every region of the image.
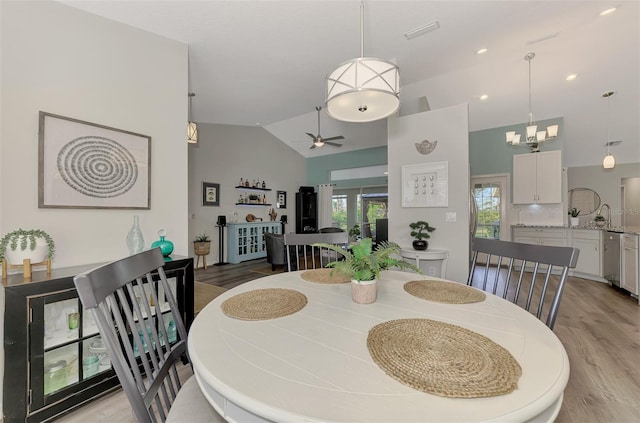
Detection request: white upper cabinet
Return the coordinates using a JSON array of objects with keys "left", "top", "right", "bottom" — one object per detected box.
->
[{"left": 513, "top": 150, "right": 562, "bottom": 204}]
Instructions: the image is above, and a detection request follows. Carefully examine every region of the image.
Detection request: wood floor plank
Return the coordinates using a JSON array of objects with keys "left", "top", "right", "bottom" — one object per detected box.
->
[{"left": 53, "top": 260, "right": 640, "bottom": 423}]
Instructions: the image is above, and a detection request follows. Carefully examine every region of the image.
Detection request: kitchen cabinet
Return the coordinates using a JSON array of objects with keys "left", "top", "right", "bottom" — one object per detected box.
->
[
  {"left": 2, "top": 257, "right": 194, "bottom": 422},
  {"left": 513, "top": 150, "right": 562, "bottom": 204},
  {"left": 570, "top": 229, "right": 603, "bottom": 278},
  {"left": 512, "top": 227, "right": 567, "bottom": 247},
  {"left": 227, "top": 222, "right": 281, "bottom": 264},
  {"left": 621, "top": 234, "right": 639, "bottom": 296}
]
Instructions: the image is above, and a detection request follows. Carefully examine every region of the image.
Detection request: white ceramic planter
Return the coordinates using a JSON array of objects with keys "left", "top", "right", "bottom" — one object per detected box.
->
[
  {"left": 570, "top": 217, "right": 580, "bottom": 227},
  {"left": 351, "top": 279, "right": 377, "bottom": 304},
  {"left": 5, "top": 236, "right": 49, "bottom": 265}
]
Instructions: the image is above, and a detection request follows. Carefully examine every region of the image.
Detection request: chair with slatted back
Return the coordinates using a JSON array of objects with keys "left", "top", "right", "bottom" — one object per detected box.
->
[
  {"left": 73, "top": 248, "right": 225, "bottom": 423},
  {"left": 284, "top": 232, "right": 349, "bottom": 271},
  {"left": 467, "top": 237, "right": 579, "bottom": 330}
]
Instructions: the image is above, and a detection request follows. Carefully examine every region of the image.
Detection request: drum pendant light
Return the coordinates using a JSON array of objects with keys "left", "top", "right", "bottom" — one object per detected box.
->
[{"left": 325, "top": 1, "right": 400, "bottom": 123}]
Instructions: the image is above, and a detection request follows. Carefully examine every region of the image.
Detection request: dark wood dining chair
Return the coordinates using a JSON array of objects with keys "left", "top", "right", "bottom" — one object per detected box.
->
[
  {"left": 284, "top": 232, "right": 349, "bottom": 271},
  {"left": 73, "top": 248, "right": 225, "bottom": 423},
  {"left": 467, "top": 237, "right": 579, "bottom": 330}
]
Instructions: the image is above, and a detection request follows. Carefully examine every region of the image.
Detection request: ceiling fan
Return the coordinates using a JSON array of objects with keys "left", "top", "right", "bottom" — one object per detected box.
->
[{"left": 306, "top": 106, "right": 344, "bottom": 149}]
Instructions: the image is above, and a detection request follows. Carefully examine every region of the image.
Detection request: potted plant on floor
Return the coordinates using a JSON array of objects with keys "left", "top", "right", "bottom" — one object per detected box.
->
[
  {"left": 193, "top": 233, "right": 211, "bottom": 256},
  {"left": 409, "top": 221, "right": 436, "bottom": 250},
  {"left": 313, "top": 238, "right": 421, "bottom": 304},
  {"left": 348, "top": 224, "right": 360, "bottom": 242},
  {"left": 568, "top": 208, "right": 581, "bottom": 227}
]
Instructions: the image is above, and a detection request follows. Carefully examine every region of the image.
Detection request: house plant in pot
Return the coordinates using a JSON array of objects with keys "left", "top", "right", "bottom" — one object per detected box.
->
[
  {"left": 0, "top": 228, "right": 55, "bottom": 274},
  {"left": 313, "top": 238, "right": 421, "bottom": 304},
  {"left": 594, "top": 215, "right": 606, "bottom": 228},
  {"left": 193, "top": 233, "right": 211, "bottom": 256},
  {"left": 409, "top": 221, "right": 436, "bottom": 250},
  {"left": 568, "top": 208, "right": 581, "bottom": 227}
]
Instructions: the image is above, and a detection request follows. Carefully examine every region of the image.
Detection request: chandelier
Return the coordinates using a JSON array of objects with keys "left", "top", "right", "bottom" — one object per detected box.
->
[
  {"left": 506, "top": 52, "right": 558, "bottom": 152},
  {"left": 325, "top": 1, "right": 400, "bottom": 123}
]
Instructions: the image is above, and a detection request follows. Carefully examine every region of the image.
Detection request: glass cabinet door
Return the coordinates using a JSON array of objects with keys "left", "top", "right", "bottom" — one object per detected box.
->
[{"left": 29, "top": 290, "right": 114, "bottom": 411}]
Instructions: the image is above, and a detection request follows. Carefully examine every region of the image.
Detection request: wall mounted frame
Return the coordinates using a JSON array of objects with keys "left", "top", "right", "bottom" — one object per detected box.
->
[{"left": 38, "top": 112, "right": 151, "bottom": 209}]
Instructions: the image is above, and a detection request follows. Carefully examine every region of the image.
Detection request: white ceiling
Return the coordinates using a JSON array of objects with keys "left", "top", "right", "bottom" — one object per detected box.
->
[{"left": 59, "top": 1, "right": 639, "bottom": 165}]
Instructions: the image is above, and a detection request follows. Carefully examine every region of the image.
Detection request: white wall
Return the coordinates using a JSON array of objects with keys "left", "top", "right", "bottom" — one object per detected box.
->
[
  {"left": 1, "top": 0, "right": 188, "bottom": 414},
  {"left": 388, "top": 104, "right": 470, "bottom": 283},
  {"left": 188, "top": 123, "right": 306, "bottom": 265}
]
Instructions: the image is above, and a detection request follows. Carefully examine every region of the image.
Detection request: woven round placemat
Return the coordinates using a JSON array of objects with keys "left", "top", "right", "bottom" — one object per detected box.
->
[
  {"left": 220, "top": 288, "right": 307, "bottom": 320},
  {"left": 367, "top": 318, "right": 521, "bottom": 398},
  {"left": 404, "top": 280, "right": 486, "bottom": 304},
  {"left": 300, "top": 268, "right": 350, "bottom": 284}
]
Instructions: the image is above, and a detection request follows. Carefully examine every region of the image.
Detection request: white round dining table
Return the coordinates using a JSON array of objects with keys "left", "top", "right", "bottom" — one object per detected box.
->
[{"left": 188, "top": 270, "right": 569, "bottom": 423}]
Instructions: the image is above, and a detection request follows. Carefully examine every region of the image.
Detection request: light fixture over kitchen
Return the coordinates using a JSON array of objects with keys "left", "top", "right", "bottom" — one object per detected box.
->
[
  {"left": 187, "top": 92, "right": 197, "bottom": 144},
  {"left": 325, "top": 1, "right": 400, "bottom": 123},
  {"left": 505, "top": 52, "right": 558, "bottom": 153},
  {"left": 601, "top": 91, "right": 621, "bottom": 169}
]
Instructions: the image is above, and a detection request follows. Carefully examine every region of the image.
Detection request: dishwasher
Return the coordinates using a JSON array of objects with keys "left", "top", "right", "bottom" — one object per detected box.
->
[{"left": 603, "top": 231, "right": 621, "bottom": 286}]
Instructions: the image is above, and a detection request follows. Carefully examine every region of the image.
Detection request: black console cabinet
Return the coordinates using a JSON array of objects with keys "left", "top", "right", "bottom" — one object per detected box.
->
[
  {"left": 2, "top": 256, "right": 194, "bottom": 422},
  {"left": 295, "top": 192, "right": 317, "bottom": 233}
]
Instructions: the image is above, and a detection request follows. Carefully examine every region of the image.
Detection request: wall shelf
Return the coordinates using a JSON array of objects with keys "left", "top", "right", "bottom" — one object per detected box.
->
[
  {"left": 235, "top": 203, "right": 272, "bottom": 207},
  {"left": 235, "top": 186, "right": 272, "bottom": 192}
]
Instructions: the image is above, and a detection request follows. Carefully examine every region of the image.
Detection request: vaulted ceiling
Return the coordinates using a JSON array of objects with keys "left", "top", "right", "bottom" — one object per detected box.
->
[{"left": 59, "top": 1, "right": 639, "bottom": 166}]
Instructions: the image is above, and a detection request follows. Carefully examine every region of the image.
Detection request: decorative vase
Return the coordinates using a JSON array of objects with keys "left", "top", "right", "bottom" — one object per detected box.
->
[
  {"left": 126, "top": 215, "right": 145, "bottom": 255},
  {"left": 570, "top": 217, "right": 580, "bottom": 227},
  {"left": 151, "top": 229, "right": 174, "bottom": 257},
  {"left": 412, "top": 240, "right": 428, "bottom": 250},
  {"left": 351, "top": 279, "right": 377, "bottom": 304}
]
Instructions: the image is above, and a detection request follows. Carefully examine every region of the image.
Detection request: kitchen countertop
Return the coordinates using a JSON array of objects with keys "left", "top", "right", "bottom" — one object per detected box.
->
[{"left": 512, "top": 224, "right": 640, "bottom": 235}]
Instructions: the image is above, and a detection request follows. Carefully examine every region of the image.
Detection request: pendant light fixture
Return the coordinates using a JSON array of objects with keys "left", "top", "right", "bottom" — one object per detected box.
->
[
  {"left": 602, "top": 91, "right": 619, "bottom": 169},
  {"left": 325, "top": 1, "right": 400, "bottom": 123},
  {"left": 505, "top": 52, "right": 558, "bottom": 152},
  {"left": 187, "top": 92, "right": 198, "bottom": 144}
]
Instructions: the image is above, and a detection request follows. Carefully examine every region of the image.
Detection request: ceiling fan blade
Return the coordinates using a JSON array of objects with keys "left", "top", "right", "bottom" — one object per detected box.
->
[
  {"left": 306, "top": 132, "right": 316, "bottom": 140},
  {"left": 323, "top": 136, "right": 344, "bottom": 141},
  {"left": 309, "top": 144, "right": 316, "bottom": 149},
  {"left": 325, "top": 141, "right": 342, "bottom": 147}
]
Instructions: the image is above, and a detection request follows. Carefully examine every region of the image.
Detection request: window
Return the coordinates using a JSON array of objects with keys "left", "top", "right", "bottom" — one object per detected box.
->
[
  {"left": 471, "top": 174, "right": 509, "bottom": 240},
  {"left": 332, "top": 186, "right": 387, "bottom": 238}
]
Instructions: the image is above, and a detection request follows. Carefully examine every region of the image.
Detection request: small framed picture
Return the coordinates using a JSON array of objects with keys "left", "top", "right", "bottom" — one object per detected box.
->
[
  {"left": 276, "top": 190, "right": 287, "bottom": 209},
  {"left": 202, "top": 182, "right": 220, "bottom": 206}
]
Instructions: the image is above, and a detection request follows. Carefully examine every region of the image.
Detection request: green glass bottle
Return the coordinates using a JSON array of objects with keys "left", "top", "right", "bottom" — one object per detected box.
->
[{"left": 151, "top": 229, "right": 174, "bottom": 257}]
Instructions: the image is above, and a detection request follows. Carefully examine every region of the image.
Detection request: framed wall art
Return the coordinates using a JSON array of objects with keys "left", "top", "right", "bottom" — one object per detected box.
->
[
  {"left": 38, "top": 112, "right": 151, "bottom": 209},
  {"left": 276, "top": 190, "right": 287, "bottom": 209},
  {"left": 202, "top": 182, "right": 220, "bottom": 206}
]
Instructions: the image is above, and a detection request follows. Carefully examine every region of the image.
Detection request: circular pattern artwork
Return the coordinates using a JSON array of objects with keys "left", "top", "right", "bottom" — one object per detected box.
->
[{"left": 57, "top": 136, "right": 138, "bottom": 198}]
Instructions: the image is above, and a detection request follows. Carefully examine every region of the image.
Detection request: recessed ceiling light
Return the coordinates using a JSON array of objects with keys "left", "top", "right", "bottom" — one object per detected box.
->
[
  {"left": 600, "top": 7, "right": 617, "bottom": 16},
  {"left": 566, "top": 74, "right": 577, "bottom": 81},
  {"left": 476, "top": 48, "right": 488, "bottom": 55},
  {"left": 480, "top": 94, "right": 488, "bottom": 100}
]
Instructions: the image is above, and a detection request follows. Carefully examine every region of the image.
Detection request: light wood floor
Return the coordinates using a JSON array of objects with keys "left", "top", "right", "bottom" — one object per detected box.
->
[{"left": 55, "top": 259, "right": 640, "bottom": 423}]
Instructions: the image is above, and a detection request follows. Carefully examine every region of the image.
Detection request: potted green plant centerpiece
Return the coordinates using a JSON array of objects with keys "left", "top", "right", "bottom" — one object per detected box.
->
[
  {"left": 313, "top": 238, "right": 421, "bottom": 304},
  {"left": 594, "top": 214, "right": 606, "bottom": 228},
  {"left": 0, "top": 228, "right": 55, "bottom": 269},
  {"left": 409, "top": 221, "right": 436, "bottom": 250},
  {"left": 193, "top": 233, "right": 211, "bottom": 256},
  {"left": 568, "top": 208, "right": 581, "bottom": 227}
]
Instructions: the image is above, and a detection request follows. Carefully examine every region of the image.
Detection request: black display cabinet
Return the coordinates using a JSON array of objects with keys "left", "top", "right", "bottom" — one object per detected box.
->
[
  {"left": 2, "top": 256, "right": 194, "bottom": 422},
  {"left": 295, "top": 191, "right": 317, "bottom": 234}
]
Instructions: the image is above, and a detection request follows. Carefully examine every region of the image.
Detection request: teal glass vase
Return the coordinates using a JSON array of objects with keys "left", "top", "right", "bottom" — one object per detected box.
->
[{"left": 151, "top": 229, "right": 174, "bottom": 257}]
